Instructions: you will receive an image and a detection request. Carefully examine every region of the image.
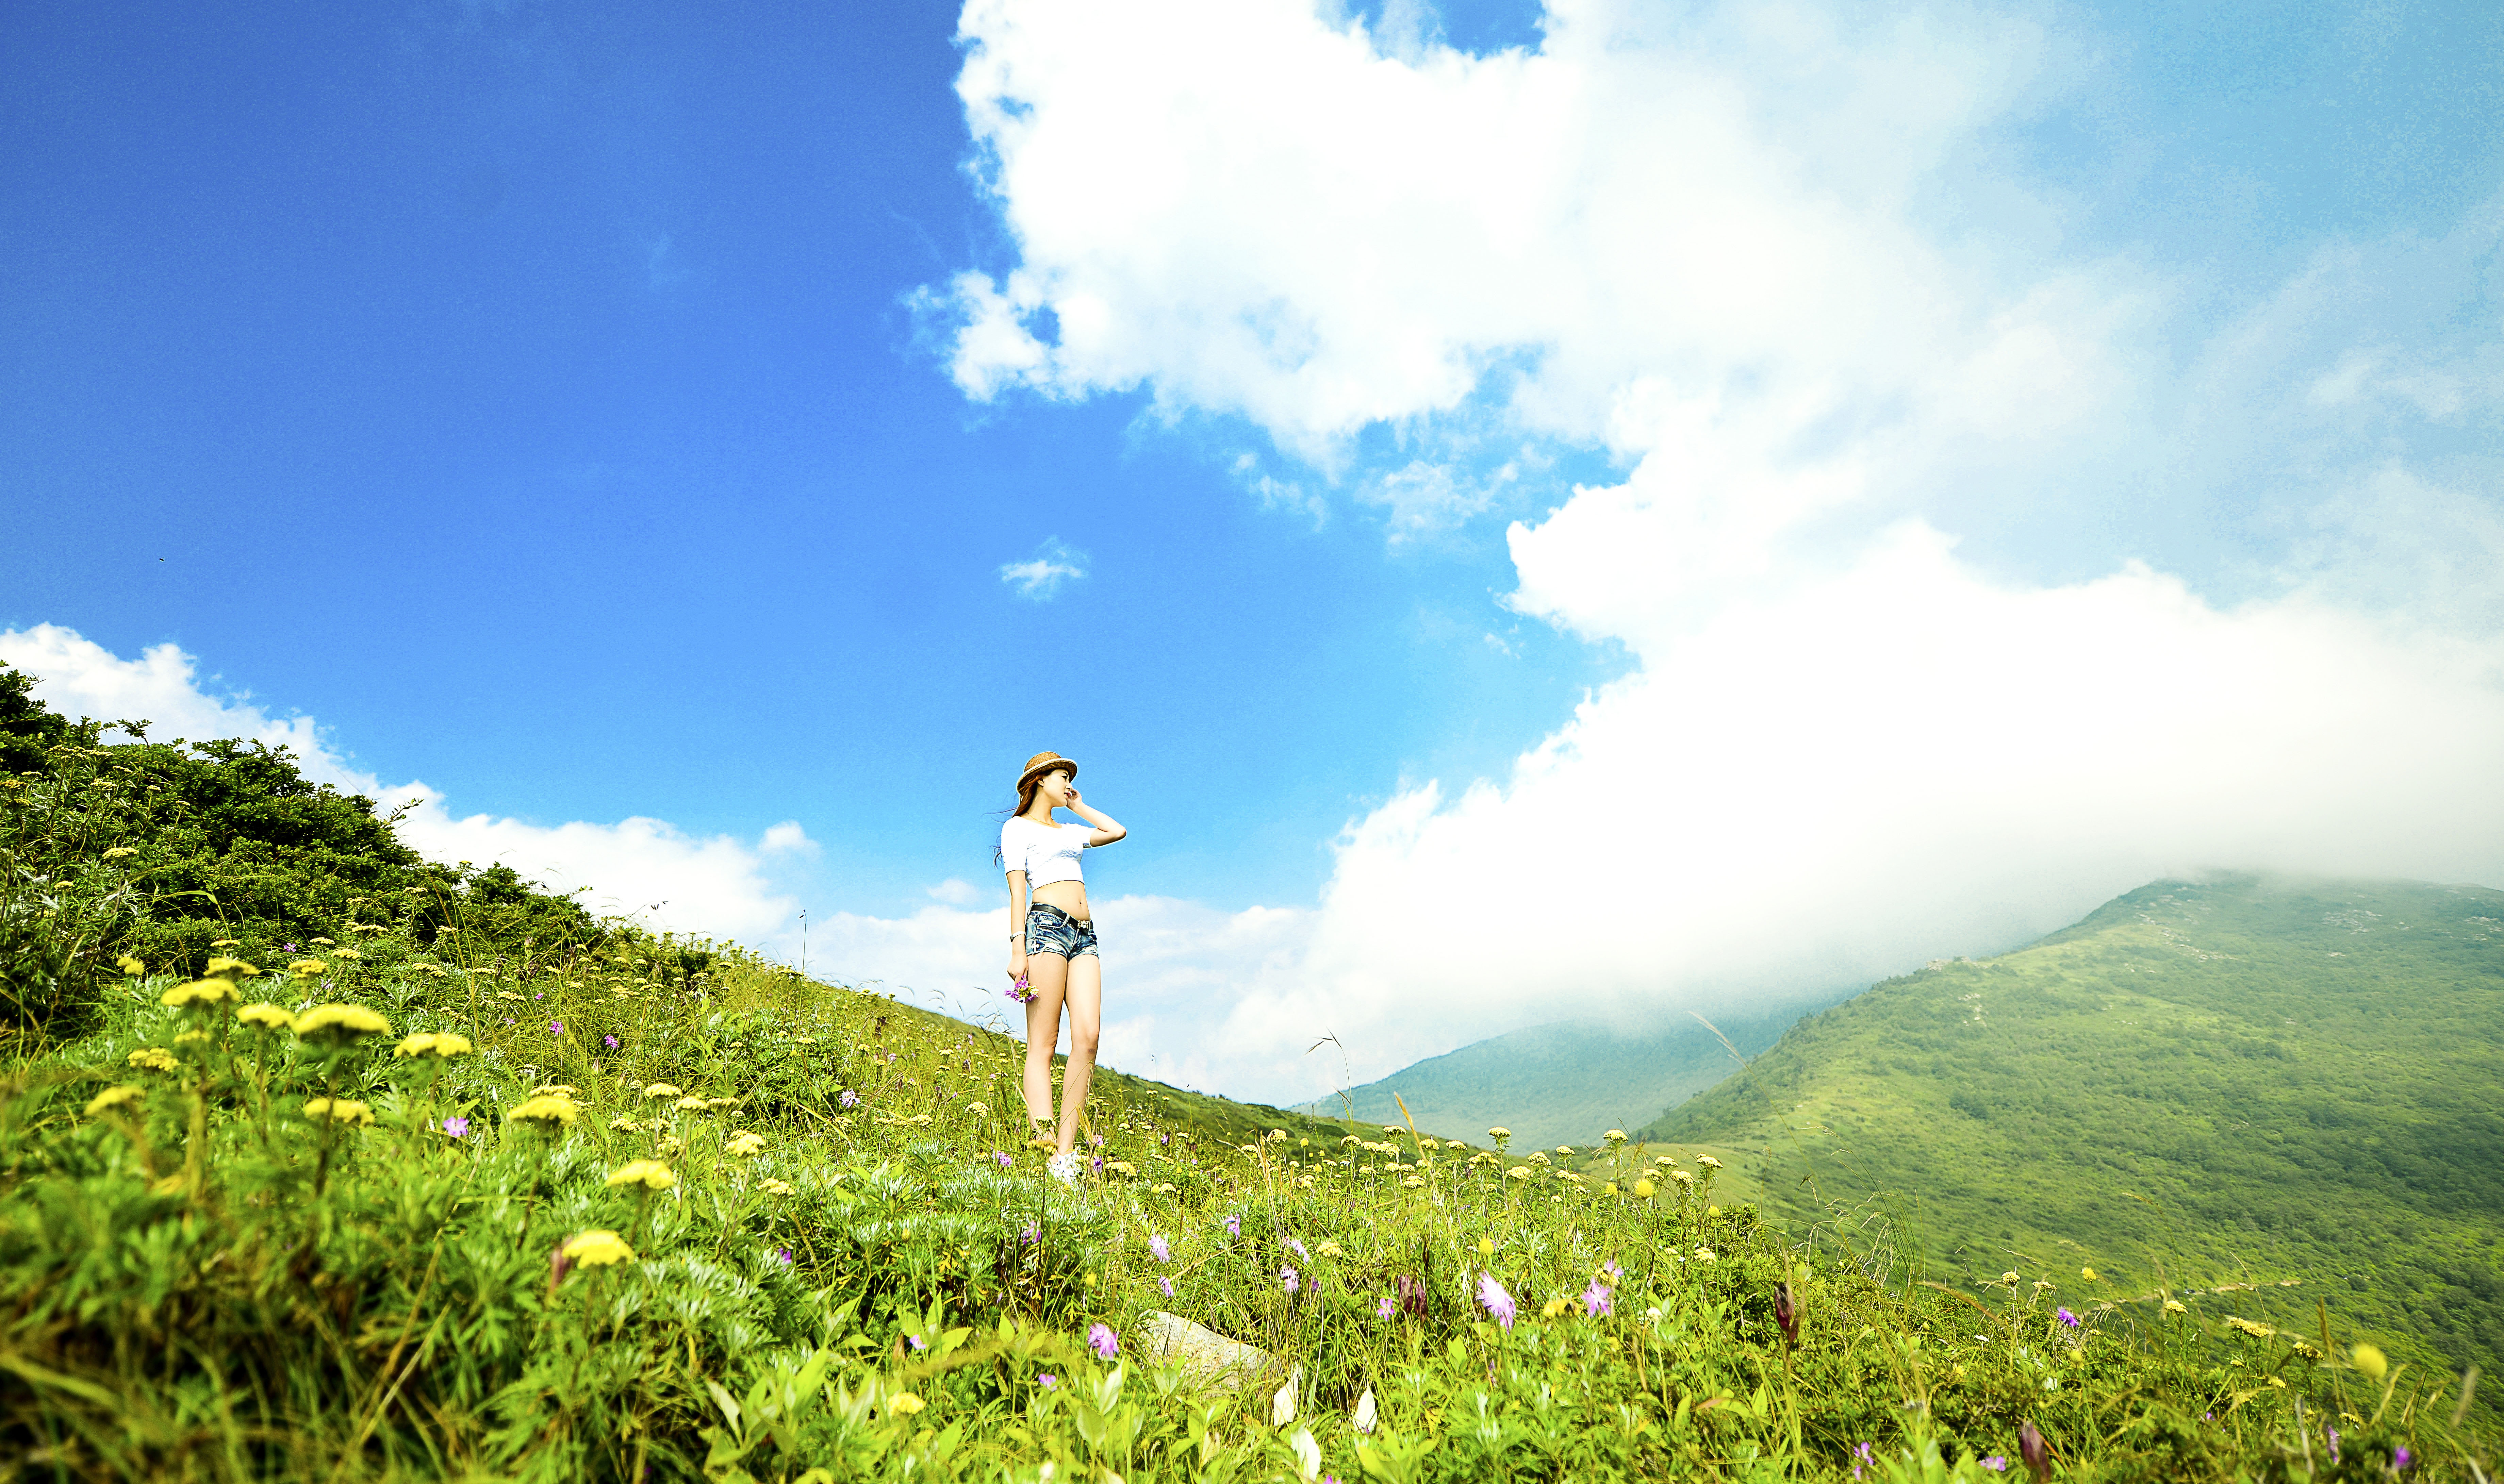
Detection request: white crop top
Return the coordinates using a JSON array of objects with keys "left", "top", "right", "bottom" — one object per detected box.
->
[{"left": 1001, "top": 817, "right": 1088, "bottom": 889}]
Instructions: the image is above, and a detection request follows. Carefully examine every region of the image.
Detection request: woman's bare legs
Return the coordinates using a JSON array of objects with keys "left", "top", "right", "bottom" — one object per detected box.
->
[
  {"left": 1056, "top": 954, "right": 1102, "bottom": 1158},
  {"left": 1021, "top": 952, "right": 1069, "bottom": 1140}
]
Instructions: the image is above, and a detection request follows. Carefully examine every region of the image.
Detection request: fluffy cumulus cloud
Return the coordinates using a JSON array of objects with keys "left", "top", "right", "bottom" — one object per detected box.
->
[
  {"left": 999, "top": 537, "right": 1090, "bottom": 599},
  {"left": 907, "top": 0, "right": 2504, "bottom": 1102},
  {"left": 0, "top": 624, "right": 810, "bottom": 947}
]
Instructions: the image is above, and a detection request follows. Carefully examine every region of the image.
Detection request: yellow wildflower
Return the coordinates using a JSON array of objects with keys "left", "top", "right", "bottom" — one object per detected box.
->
[
  {"left": 161, "top": 979, "right": 238, "bottom": 1007},
  {"left": 1555, "top": 1146, "right": 1574, "bottom": 1156},
  {"left": 1478, "top": 1237, "right": 1495, "bottom": 1256},
  {"left": 173, "top": 1029, "right": 210, "bottom": 1045},
  {"left": 508, "top": 1094, "right": 581, "bottom": 1127},
  {"left": 2351, "top": 1344, "right": 2388, "bottom": 1383},
  {"left": 2163, "top": 1299, "right": 2188, "bottom": 1314},
  {"left": 533, "top": 1084, "right": 579, "bottom": 1097},
  {"left": 889, "top": 1393, "right": 925, "bottom": 1417},
  {"left": 292, "top": 1004, "right": 389, "bottom": 1039},
  {"left": 332, "top": 947, "right": 363, "bottom": 959},
  {"left": 2080, "top": 1267, "right": 2099, "bottom": 1281},
  {"left": 114, "top": 954, "right": 145, "bottom": 976},
  {"left": 1318, "top": 1241, "right": 1344, "bottom": 1258},
  {"left": 395, "top": 1032, "right": 475, "bottom": 1059},
  {"left": 642, "top": 1083, "right": 683, "bottom": 1100},
  {"left": 302, "top": 1097, "right": 375, "bottom": 1126},
  {"left": 606, "top": 1160, "right": 676, "bottom": 1190},
  {"left": 209, "top": 939, "right": 240, "bottom": 949},
  {"left": 758, "top": 1178, "right": 795, "bottom": 1196},
  {"left": 309, "top": 937, "right": 334, "bottom": 946},
  {"left": 561, "top": 1229, "right": 635, "bottom": 1266},
  {"left": 1694, "top": 1247, "right": 1716, "bottom": 1263},
  {"left": 609, "top": 1115, "right": 643, "bottom": 1133},
  {"left": 202, "top": 956, "right": 261, "bottom": 978},
  {"left": 707, "top": 1097, "right": 740, "bottom": 1110},
  {"left": 724, "top": 1132, "right": 767, "bottom": 1157},
  {"left": 1695, "top": 1155, "right": 1723, "bottom": 1170},
  {"left": 674, "top": 1096, "right": 709, "bottom": 1112},
  {"left": 2001, "top": 1271, "right": 2021, "bottom": 1285},
  {"left": 2227, "top": 1317, "right": 2275, "bottom": 1339},
  {"left": 287, "top": 959, "right": 328, "bottom": 979},
  {"left": 496, "top": 991, "right": 526, "bottom": 1003},
  {"left": 1633, "top": 1179, "right": 1655, "bottom": 1198},
  {"left": 85, "top": 1085, "right": 145, "bottom": 1116},
  {"left": 967, "top": 1102, "right": 989, "bottom": 1116},
  {"left": 127, "top": 1047, "right": 179, "bottom": 1072},
  {"left": 1506, "top": 1166, "right": 1531, "bottom": 1181},
  {"left": 1542, "top": 1297, "right": 1570, "bottom": 1318},
  {"left": 1152, "top": 1182, "right": 1176, "bottom": 1195},
  {"left": 1487, "top": 1127, "right": 1511, "bottom": 1140},
  {"left": 236, "top": 1003, "right": 294, "bottom": 1030},
  {"left": 103, "top": 847, "right": 138, "bottom": 861}
]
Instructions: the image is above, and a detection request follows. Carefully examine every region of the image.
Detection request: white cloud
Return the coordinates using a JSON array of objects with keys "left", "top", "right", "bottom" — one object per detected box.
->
[
  {"left": 999, "top": 538, "right": 1090, "bottom": 599},
  {"left": 0, "top": 624, "right": 809, "bottom": 947},
  {"left": 925, "top": 878, "right": 982, "bottom": 905},
  {"left": 903, "top": 0, "right": 2504, "bottom": 1108}
]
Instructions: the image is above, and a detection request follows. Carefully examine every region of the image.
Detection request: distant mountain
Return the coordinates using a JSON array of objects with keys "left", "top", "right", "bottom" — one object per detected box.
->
[
  {"left": 1640, "top": 874, "right": 2504, "bottom": 1389},
  {"left": 1300, "top": 995, "right": 1846, "bottom": 1151}
]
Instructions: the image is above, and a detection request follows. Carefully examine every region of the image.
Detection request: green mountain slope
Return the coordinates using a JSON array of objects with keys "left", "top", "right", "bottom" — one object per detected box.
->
[
  {"left": 1639, "top": 874, "right": 2504, "bottom": 1387},
  {"left": 1301, "top": 1001, "right": 1839, "bottom": 1150}
]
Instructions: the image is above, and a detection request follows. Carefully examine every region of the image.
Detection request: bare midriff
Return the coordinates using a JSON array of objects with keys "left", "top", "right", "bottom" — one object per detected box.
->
[{"left": 1031, "top": 879, "right": 1089, "bottom": 920}]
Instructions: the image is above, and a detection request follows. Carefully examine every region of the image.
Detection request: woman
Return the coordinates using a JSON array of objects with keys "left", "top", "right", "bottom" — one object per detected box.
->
[{"left": 1000, "top": 751, "right": 1126, "bottom": 1185}]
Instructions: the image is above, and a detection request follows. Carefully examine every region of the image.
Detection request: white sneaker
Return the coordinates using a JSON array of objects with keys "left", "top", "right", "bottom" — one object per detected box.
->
[{"left": 1047, "top": 1151, "right": 1079, "bottom": 1186}]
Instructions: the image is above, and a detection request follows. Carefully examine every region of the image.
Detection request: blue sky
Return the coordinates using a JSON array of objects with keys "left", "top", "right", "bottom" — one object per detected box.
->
[{"left": 7, "top": 0, "right": 2501, "bottom": 1099}]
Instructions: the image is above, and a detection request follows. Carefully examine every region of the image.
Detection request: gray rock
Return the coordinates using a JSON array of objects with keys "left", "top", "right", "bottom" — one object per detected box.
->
[{"left": 1144, "top": 1310, "right": 1282, "bottom": 1391}]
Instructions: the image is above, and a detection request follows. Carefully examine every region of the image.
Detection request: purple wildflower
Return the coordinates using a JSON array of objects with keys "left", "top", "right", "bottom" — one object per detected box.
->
[
  {"left": 1980, "top": 1458, "right": 2006, "bottom": 1473},
  {"left": 1037, "top": 1373, "right": 1057, "bottom": 1390},
  {"left": 996, "top": 1150, "right": 1013, "bottom": 1168},
  {"left": 773, "top": 1248, "right": 793, "bottom": 1265},
  {"left": 281, "top": 943, "right": 298, "bottom": 952},
  {"left": 1478, "top": 1272, "right": 1517, "bottom": 1329},
  {"left": 1149, "top": 1234, "right": 1170, "bottom": 1263},
  {"left": 2327, "top": 1427, "right": 2340, "bottom": 1463},
  {"left": 1088, "top": 1323, "right": 1119, "bottom": 1360},
  {"left": 2395, "top": 1446, "right": 2412, "bottom": 1470},
  {"left": 1160, "top": 1132, "right": 1170, "bottom": 1145},
  {"left": 549, "top": 1020, "right": 564, "bottom": 1035},
  {"left": 1852, "top": 1441, "right": 1874, "bottom": 1481},
  {"left": 1287, "top": 1238, "right": 1309, "bottom": 1260},
  {"left": 1224, "top": 1214, "right": 1240, "bottom": 1238},
  {"left": 1281, "top": 1265, "right": 1300, "bottom": 1294},
  {"left": 1021, "top": 1224, "right": 1040, "bottom": 1245},
  {"left": 1601, "top": 1259, "right": 1624, "bottom": 1281},
  {"left": 1159, "top": 1275, "right": 1174, "bottom": 1298},
  {"left": 1583, "top": 1279, "right": 1614, "bottom": 1318},
  {"left": 441, "top": 1116, "right": 471, "bottom": 1138},
  {"left": 604, "top": 1034, "right": 621, "bottom": 1050},
  {"left": 1092, "top": 1155, "right": 1104, "bottom": 1174},
  {"left": 908, "top": 1334, "right": 927, "bottom": 1352},
  {"left": 1377, "top": 1295, "right": 1397, "bottom": 1319},
  {"left": 839, "top": 1089, "right": 858, "bottom": 1109},
  {"left": 2057, "top": 1307, "right": 2080, "bottom": 1328},
  {"left": 1090, "top": 1133, "right": 1105, "bottom": 1147}
]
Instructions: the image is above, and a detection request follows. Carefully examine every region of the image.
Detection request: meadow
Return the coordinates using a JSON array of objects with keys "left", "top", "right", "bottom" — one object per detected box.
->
[{"left": 0, "top": 675, "right": 2490, "bottom": 1480}]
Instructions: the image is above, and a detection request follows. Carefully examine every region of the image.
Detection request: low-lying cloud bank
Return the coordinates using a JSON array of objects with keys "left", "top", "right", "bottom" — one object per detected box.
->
[{"left": 0, "top": 624, "right": 811, "bottom": 949}]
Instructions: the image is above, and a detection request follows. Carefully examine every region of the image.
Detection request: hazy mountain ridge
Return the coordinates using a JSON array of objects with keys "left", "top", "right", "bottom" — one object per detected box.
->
[
  {"left": 1640, "top": 873, "right": 2504, "bottom": 1389},
  {"left": 1296, "top": 999, "right": 1845, "bottom": 1150}
]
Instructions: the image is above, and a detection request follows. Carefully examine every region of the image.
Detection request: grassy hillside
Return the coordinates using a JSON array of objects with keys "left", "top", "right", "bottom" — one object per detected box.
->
[
  {"left": 1302, "top": 1002, "right": 1838, "bottom": 1151},
  {"left": 1, "top": 688, "right": 2491, "bottom": 1478},
  {"left": 1638, "top": 874, "right": 2504, "bottom": 1402}
]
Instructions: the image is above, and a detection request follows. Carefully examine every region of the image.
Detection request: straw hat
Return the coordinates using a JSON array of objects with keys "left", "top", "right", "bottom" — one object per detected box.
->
[{"left": 1016, "top": 751, "right": 1079, "bottom": 790}]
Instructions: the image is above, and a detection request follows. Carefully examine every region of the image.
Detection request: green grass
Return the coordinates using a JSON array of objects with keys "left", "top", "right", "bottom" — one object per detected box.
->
[
  {"left": 1640, "top": 874, "right": 2504, "bottom": 1417},
  {"left": 0, "top": 681, "right": 2494, "bottom": 1479}
]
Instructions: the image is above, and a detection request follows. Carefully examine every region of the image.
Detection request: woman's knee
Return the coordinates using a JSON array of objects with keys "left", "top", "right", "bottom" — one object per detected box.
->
[{"left": 1069, "top": 1021, "right": 1101, "bottom": 1057}]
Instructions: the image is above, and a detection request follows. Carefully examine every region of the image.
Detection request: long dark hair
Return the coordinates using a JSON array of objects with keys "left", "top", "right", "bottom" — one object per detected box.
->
[{"left": 992, "top": 771, "right": 1053, "bottom": 868}]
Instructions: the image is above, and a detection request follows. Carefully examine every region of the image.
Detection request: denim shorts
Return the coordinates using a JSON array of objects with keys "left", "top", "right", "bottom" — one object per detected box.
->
[{"left": 1024, "top": 902, "right": 1099, "bottom": 959}]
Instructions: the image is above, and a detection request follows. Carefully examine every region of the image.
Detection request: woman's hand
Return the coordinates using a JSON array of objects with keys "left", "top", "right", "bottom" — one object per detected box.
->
[{"left": 1007, "top": 947, "right": 1027, "bottom": 982}]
